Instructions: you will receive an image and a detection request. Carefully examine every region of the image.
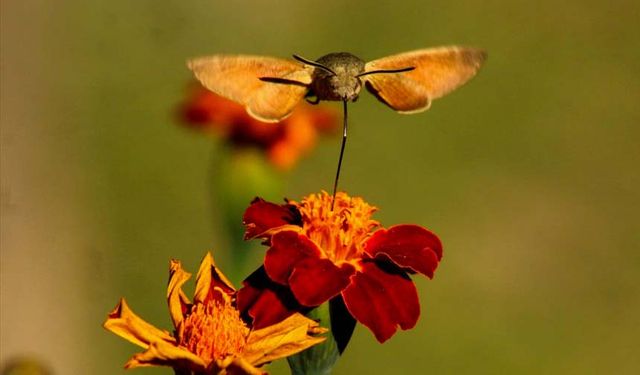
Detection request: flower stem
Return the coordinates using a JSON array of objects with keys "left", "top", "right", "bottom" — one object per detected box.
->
[
  {"left": 287, "top": 298, "right": 356, "bottom": 375},
  {"left": 213, "top": 148, "right": 284, "bottom": 279}
]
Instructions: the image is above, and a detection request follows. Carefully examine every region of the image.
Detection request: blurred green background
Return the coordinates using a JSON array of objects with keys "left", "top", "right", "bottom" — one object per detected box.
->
[{"left": 2, "top": 0, "right": 639, "bottom": 374}]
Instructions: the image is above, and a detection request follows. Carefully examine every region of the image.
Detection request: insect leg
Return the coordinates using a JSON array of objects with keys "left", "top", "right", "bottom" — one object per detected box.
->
[{"left": 305, "top": 96, "right": 320, "bottom": 105}]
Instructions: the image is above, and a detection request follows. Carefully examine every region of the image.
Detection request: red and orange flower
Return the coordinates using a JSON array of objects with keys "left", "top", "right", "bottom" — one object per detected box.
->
[
  {"left": 238, "top": 191, "right": 443, "bottom": 343},
  {"left": 104, "top": 252, "right": 326, "bottom": 374},
  {"left": 179, "top": 87, "right": 337, "bottom": 170}
]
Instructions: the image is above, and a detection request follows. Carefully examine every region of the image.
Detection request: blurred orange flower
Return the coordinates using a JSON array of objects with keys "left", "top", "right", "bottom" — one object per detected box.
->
[
  {"left": 180, "top": 86, "right": 338, "bottom": 170},
  {"left": 104, "top": 252, "right": 326, "bottom": 375}
]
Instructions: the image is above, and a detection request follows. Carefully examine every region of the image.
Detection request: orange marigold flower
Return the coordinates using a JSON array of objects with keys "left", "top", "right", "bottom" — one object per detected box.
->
[
  {"left": 239, "top": 192, "right": 443, "bottom": 343},
  {"left": 179, "top": 86, "right": 337, "bottom": 170},
  {"left": 104, "top": 252, "right": 327, "bottom": 374}
]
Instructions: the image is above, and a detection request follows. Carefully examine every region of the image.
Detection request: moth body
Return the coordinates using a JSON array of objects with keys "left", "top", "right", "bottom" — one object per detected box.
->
[
  {"left": 310, "top": 52, "right": 365, "bottom": 102},
  {"left": 187, "top": 46, "right": 486, "bottom": 121}
]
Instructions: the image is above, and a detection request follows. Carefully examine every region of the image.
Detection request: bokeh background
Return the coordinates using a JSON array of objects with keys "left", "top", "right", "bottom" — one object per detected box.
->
[{"left": 2, "top": 0, "right": 639, "bottom": 374}]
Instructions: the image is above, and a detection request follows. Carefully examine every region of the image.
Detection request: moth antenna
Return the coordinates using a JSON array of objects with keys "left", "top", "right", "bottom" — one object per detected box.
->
[
  {"left": 331, "top": 100, "right": 348, "bottom": 210},
  {"left": 293, "top": 54, "right": 337, "bottom": 76},
  {"left": 356, "top": 66, "right": 415, "bottom": 78}
]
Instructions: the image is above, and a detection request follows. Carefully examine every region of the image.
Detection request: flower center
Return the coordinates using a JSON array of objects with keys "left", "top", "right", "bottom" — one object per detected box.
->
[
  {"left": 292, "top": 191, "right": 379, "bottom": 263},
  {"left": 180, "top": 298, "right": 249, "bottom": 365}
]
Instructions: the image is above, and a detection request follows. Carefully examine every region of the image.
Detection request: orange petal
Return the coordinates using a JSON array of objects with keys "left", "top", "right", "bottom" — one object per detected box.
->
[
  {"left": 103, "top": 298, "right": 175, "bottom": 349},
  {"left": 194, "top": 252, "right": 236, "bottom": 305},
  {"left": 124, "top": 339, "right": 206, "bottom": 371},
  {"left": 267, "top": 141, "right": 300, "bottom": 171},
  {"left": 283, "top": 114, "right": 317, "bottom": 154},
  {"left": 214, "top": 356, "right": 266, "bottom": 375},
  {"left": 167, "top": 259, "right": 192, "bottom": 333},
  {"left": 242, "top": 313, "right": 327, "bottom": 367}
]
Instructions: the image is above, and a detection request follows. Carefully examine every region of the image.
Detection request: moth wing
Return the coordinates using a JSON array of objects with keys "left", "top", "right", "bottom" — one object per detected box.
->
[
  {"left": 363, "top": 46, "right": 487, "bottom": 113},
  {"left": 187, "top": 55, "right": 313, "bottom": 122}
]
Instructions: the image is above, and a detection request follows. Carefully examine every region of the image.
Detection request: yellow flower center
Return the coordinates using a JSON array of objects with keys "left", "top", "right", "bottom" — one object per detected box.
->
[
  {"left": 180, "top": 297, "right": 250, "bottom": 365},
  {"left": 292, "top": 191, "right": 379, "bottom": 263}
]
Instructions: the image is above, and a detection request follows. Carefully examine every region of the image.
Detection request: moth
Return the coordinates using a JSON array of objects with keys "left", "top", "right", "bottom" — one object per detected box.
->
[{"left": 188, "top": 47, "right": 486, "bottom": 203}]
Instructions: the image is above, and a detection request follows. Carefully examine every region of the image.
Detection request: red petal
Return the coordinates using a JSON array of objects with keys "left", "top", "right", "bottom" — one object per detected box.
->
[
  {"left": 342, "top": 261, "right": 420, "bottom": 343},
  {"left": 242, "top": 198, "right": 301, "bottom": 240},
  {"left": 237, "top": 266, "right": 303, "bottom": 329},
  {"left": 289, "top": 258, "right": 355, "bottom": 307},
  {"left": 264, "top": 231, "right": 322, "bottom": 285},
  {"left": 364, "top": 224, "right": 443, "bottom": 278}
]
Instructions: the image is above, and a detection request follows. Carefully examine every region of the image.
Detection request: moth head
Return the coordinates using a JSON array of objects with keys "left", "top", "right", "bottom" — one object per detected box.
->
[
  {"left": 295, "top": 53, "right": 415, "bottom": 102},
  {"left": 295, "top": 53, "right": 365, "bottom": 102}
]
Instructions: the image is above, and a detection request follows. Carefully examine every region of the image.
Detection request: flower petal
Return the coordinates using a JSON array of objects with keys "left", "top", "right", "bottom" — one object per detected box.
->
[
  {"left": 103, "top": 298, "right": 176, "bottom": 349},
  {"left": 243, "top": 313, "right": 327, "bottom": 367},
  {"left": 167, "top": 259, "right": 192, "bottom": 333},
  {"left": 124, "top": 339, "right": 206, "bottom": 371},
  {"left": 243, "top": 198, "right": 301, "bottom": 240},
  {"left": 264, "top": 231, "right": 322, "bottom": 285},
  {"left": 237, "top": 267, "right": 303, "bottom": 329},
  {"left": 218, "top": 357, "right": 266, "bottom": 375},
  {"left": 364, "top": 224, "right": 443, "bottom": 278},
  {"left": 288, "top": 258, "right": 355, "bottom": 307},
  {"left": 194, "top": 252, "right": 235, "bottom": 305},
  {"left": 342, "top": 262, "right": 420, "bottom": 343}
]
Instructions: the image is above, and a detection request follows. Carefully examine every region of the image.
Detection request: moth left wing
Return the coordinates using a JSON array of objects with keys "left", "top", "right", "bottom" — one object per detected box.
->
[
  {"left": 363, "top": 46, "right": 486, "bottom": 113},
  {"left": 187, "top": 55, "right": 313, "bottom": 122}
]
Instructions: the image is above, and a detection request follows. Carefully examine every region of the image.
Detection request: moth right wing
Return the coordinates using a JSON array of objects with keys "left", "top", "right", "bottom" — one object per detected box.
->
[
  {"left": 187, "top": 55, "right": 313, "bottom": 122},
  {"left": 363, "top": 47, "right": 487, "bottom": 113}
]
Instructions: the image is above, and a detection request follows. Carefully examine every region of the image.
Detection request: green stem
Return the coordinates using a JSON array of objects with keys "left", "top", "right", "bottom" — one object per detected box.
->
[
  {"left": 287, "top": 302, "right": 339, "bottom": 375},
  {"left": 287, "top": 298, "right": 356, "bottom": 375},
  {"left": 213, "top": 147, "right": 284, "bottom": 280}
]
